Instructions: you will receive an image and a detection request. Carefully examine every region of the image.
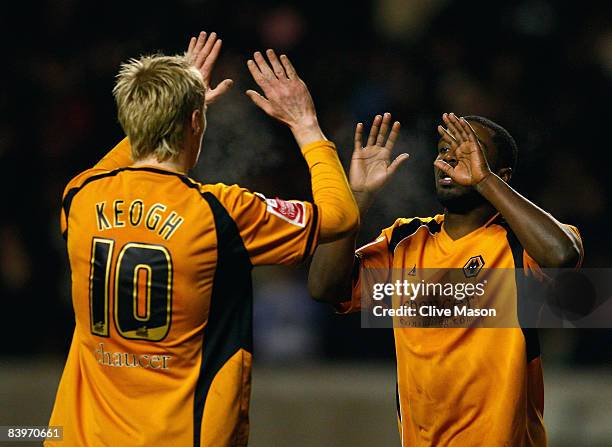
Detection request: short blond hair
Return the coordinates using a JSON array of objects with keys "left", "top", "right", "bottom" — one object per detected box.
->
[{"left": 113, "top": 54, "right": 205, "bottom": 162}]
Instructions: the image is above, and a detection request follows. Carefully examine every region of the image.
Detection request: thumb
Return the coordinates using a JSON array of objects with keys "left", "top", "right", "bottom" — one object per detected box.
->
[
  {"left": 388, "top": 153, "right": 410, "bottom": 176},
  {"left": 213, "top": 78, "right": 234, "bottom": 95},
  {"left": 205, "top": 79, "right": 234, "bottom": 105},
  {"left": 246, "top": 89, "right": 273, "bottom": 114},
  {"left": 433, "top": 159, "right": 453, "bottom": 176}
]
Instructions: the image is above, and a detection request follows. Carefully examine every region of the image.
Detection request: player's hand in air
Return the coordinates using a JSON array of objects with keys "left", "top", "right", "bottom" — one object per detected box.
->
[
  {"left": 246, "top": 50, "right": 324, "bottom": 146},
  {"left": 186, "top": 31, "right": 234, "bottom": 105},
  {"left": 350, "top": 113, "right": 409, "bottom": 209},
  {"left": 435, "top": 113, "right": 492, "bottom": 186}
]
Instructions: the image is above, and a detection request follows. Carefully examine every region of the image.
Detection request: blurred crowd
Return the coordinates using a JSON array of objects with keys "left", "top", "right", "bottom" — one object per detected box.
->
[{"left": 2, "top": 0, "right": 611, "bottom": 365}]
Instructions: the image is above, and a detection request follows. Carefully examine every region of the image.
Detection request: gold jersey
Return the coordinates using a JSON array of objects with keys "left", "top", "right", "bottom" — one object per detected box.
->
[
  {"left": 339, "top": 214, "right": 583, "bottom": 446},
  {"left": 47, "top": 139, "right": 323, "bottom": 446}
]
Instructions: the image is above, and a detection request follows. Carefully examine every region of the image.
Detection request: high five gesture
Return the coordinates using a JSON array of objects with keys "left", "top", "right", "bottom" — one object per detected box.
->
[
  {"left": 245, "top": 49, "right": 324, "bottom": 147},
  {"left": 350, "top": 113, "right": 409, "bottom": 210},
  {"left": 186, "top": 31, "right": 234, "bottom": 105}
]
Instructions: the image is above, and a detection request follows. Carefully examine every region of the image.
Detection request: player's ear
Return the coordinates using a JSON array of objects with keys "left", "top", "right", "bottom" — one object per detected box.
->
[
  {"left": 191, "top": 108, "right": 204, "bottom": 134},
  {"left": 498, "top": 167, "right": 512, "bottom": 183}
]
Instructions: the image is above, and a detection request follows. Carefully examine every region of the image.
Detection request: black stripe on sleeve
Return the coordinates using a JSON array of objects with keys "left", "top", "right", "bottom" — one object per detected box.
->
[
  {"left": 193, "top": 192, "right": 253, "bottom": 447},
  {"left": 502, "top": 222, "right": 541, "bottom": 363},
  {"left": 395, "top": 381, "right": 401, "bottom": 422},
  {"left": 303, "top": 203, "right": 319, "bottom": 261}
]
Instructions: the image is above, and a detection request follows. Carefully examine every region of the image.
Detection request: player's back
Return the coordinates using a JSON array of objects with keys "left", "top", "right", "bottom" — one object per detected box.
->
[{"left": 48, "top": 165, "right": 279, "bottom": 446}]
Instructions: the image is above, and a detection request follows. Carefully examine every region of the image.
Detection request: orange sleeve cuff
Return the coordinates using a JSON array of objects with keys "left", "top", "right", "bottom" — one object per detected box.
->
[{"left": 300, "top": 140, "right": 359, "bottom": 240}]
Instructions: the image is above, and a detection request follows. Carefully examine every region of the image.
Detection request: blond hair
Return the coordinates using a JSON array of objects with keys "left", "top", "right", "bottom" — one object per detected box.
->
[{"left": 113, "top": 54, "right": 205, "bottom": 162}]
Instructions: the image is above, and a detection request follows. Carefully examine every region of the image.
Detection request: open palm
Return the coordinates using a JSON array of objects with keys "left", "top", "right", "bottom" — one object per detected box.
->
[
  {"left": 350, "top": 113, "right": 409, "bottom": 194},
  {"left": 186, "top": 31, "right": 234, "bottom": 105}
]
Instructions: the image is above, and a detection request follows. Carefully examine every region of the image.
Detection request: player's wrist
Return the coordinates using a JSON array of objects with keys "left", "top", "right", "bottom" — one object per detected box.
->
[
  {"left": 291, "top": 119, "right": 326, "bottom": 148},
  {"left": 474, "top": 171, "right": 496, "bottom": 194},
  {"left": 352, "top": 190, "right": 375, "bottom": 215}
]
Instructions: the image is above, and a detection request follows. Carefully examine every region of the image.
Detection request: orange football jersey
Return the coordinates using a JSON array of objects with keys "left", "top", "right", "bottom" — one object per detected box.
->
[
  {"left": 339, "top": 214, "right": 583, "bottom": 447},
  {"left": 47, "top": 139, "right": 322, "bottom": 446}
]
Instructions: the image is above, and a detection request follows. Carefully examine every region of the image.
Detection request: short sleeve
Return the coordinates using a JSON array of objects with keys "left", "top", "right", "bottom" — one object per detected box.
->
[
  {"left": 209, "top": 184, "right": 319, "bottom": 266},
  {"left": 334, "top": 231, "right": 393, "bottom": 314}
]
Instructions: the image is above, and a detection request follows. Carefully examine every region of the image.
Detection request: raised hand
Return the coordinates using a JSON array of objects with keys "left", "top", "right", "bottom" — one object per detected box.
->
[
  {"left": 245, "top": 50, "right": 324, "bottom": 146},
  {"left": 350, "top": 113, "right": 409, "bottom": 208},
  {"left": 186, "top": 31, "right": 234, "bottom": 105},
  {"left": 435, "top": 113, "right": 492, "bottom": 186}
]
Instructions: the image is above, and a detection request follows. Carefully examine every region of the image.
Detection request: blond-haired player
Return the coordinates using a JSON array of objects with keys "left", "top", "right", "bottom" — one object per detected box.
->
[{"left": 46, "top": 32, "right": 359, "bottom": 446}]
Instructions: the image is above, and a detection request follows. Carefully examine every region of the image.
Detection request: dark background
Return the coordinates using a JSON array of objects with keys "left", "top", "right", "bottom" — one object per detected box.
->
[{"left": 2, "top": 0, "right": 611, "bottom": 368}]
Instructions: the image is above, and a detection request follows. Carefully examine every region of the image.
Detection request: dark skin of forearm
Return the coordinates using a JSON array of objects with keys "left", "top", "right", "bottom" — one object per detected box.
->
[
  {"left": 308, "top": 192, "right": 372, "bottom": 303},
  {"left": 308, "top": 233, "right": 357, "bottom": 303},
  {"left": 475, "top": 173, "right": 582, "bottom": 268}
]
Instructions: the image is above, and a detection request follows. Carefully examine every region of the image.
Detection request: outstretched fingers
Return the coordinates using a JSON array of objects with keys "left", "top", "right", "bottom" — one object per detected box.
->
[
  {"left": 199, "top": 39, "right": 223, "bottom": 79},
  {"left": 451, "top": 113, "right": 471, "bottom": 142},
  {"left": 280, "top": 54, "right": 297, "bottom": 79},
  {"left": 354, "top": 123, "right": 364, "bottom": 152},
  {"left": 187, "top": 36, "right": 197, "bottom": 57},
  {"left": 444, "top": 113, "right": 474, "bottom": 144},
  {"left": 253, "top": 51, "right": 275, "bottom": 80},
  {"left": 195, "top": 32, "right": 218, "bottom": 67},
  {"left": 442, "top": 113, "right": 461, "bottom": 142},
  {"left": 266, "top": 49, "right": 287, "bottom": 79},
  {"left": 385, "top": 120, "right": 401, "bottom": 150},
  {"left": 366, "top": 115, "right": 383, "bottom": 146},
  {"left": 375, "top": 113, "right": 392, "bottom": 146},
  {"left": 458, "top": 118, "right": 479, "bottom": 145},
  {"left": 247, "top": 58, "right": 267, "bottom": 89},
  {"left": 187, "top": 31, "right": 207, "bottom": 59},
  {"left": 437, "top": 125, "right": 456, "bottom": 147}
]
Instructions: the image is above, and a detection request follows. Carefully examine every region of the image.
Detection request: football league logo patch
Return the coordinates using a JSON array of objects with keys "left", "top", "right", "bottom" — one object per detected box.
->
[
  {"left": 463, "top": 255, "right": 485, "bottom": 278},
  {"left": 266, "top": 197, "right": 307, "bottom": 227}
]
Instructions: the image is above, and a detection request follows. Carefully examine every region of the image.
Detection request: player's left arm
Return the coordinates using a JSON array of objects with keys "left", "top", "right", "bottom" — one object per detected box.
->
[
  {"left": 436, "top": 113, "right": 583, "bottom": 268},
  {"left": 93, "top": 31, "right": 233, "bottom": 172}
]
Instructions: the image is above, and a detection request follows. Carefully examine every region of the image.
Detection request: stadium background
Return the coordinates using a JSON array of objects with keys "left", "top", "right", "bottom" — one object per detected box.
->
[{"left": 1, "top": 0, "right": 611, "bottom": 445}]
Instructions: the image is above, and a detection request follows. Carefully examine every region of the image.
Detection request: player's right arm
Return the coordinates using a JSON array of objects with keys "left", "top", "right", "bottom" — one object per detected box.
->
[
  {"left": 308, "top": 114, "right": 409, "bottom": 304},
  {"left": 245, "top": 50, "right": 359, "bottom": 242}
]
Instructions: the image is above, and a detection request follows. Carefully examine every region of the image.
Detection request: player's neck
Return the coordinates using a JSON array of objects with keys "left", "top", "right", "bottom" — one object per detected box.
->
[
  {"left": 443, "top": 203, "right": 497, "bottom": 240},
  {"left": 132, "top": 155, "right": 190, "bottom": 174}
]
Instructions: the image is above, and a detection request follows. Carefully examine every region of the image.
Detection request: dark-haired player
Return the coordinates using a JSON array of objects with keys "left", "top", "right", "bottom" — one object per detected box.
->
[{"left": 308, "top": 112, "right": 583, "bottom": 446}]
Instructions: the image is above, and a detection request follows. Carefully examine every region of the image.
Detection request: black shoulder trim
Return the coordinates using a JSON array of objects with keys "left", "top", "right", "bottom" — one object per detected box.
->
[
  {"left": 61, "top": 166, "right": 193, "bottom": 240},
  {"left": 193, "top": 192, "right": 253, "bottom": 447},
  {"left": 501, "top": 222, "right": 541, "bottom": 362},
  {"left": 389, "top": 218, "right": 441, "bottom": 252},
  {"left": 62, "top": 169, "right": 125, "bottom": 239}
]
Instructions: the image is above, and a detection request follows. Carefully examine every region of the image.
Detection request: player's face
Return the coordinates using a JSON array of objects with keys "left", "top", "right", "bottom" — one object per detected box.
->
[{"left": 434, "top": 121, "right": 498, "bottom": 212}]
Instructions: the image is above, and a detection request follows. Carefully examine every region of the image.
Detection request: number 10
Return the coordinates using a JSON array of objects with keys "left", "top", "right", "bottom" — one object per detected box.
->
[{"left": 88, "top": 237, "right": 173, "bottom": 342}]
